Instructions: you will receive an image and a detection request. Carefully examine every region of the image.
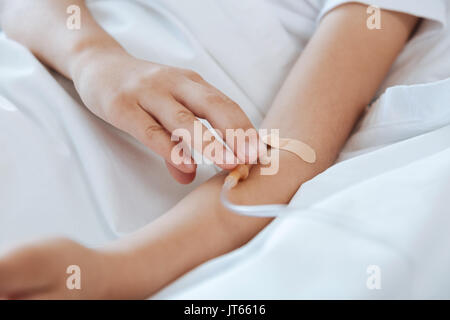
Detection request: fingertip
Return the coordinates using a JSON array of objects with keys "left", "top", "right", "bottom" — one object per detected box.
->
[
  {"left": 178, "top": 161, "right": 197, "bottom": 173},
  {"left": 177, "top": 172, "right": 196, "bottom": 184},
  {"left": 169, "top": 153, "right": 197, "bottom": 173},
  {"left": 217, "top": 162, "right": 238, "bottom": 171},
  {"left": 165, "top": 161, "right": 196, "bottom": 184}
]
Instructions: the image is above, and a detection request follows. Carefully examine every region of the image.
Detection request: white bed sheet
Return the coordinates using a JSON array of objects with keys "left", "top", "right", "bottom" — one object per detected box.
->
[
  {"left": 156, "top": 78, "right": 450, "bottom": 299},
  {"left": 1, "top": 0, "right": 450, "bottom": 298}
]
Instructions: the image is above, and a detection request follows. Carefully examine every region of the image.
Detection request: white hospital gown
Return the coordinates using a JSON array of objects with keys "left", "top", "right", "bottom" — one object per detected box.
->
[{"left": 0, "top": 0, "right": 449, "bottom": 298}]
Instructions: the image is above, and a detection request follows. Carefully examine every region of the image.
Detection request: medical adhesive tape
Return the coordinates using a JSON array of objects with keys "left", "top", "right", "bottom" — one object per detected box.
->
[
  {"left": 221, "top": 135, "right": 316, "bottom": 217},
  {"left": 260, "top": 133, "right": 316, "bottom": 164}
]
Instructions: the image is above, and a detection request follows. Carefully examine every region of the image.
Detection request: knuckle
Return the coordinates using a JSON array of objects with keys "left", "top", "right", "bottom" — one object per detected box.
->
[
  {"left": 222, "top": 101, "right": 244, "bottom": 119},
  {"left": 110, "top": 90, "right": 131, "bottom": 106},
  {"left": 205, "top": 91, "right": 230, "bottom": 107},
  {"left": 184, "top": 70, "right": 203, "bottom": 81},
  {"left": 153, "top": 66, "right": 177, "bottom": 80},
  {"left": 105, "top": 102, "right": 130, "bottom": 126},
  {"left": 174, "top": 109, "right": 195, "bottom": 125},
  {"left": 142, "top": 66, "right": 177, "bottom": 90},
  {"left": 144, "top": 124, "right": 165, "bottom": 141}
]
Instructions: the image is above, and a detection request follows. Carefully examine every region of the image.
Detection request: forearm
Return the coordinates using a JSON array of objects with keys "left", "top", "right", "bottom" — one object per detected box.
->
[
  {"left": 101, "top": 4, "right": 417, "bottom": 298},
  {"left": 262, "top": 3, "right": 418, "bottom": 164},
  {"left": 104, "top": 155, "right": 297, "bottom": 298},
  {"left": 0, "top": 0, "right": 124, "bottom": 79}
]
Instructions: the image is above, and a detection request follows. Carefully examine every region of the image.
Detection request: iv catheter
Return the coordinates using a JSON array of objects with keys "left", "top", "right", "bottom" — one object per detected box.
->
[
  {"left": 220, "top": 135, "right": 316, "bottom": 217},
  {"left": 221, "top": 166, "right": 292, "bottom": 217}
]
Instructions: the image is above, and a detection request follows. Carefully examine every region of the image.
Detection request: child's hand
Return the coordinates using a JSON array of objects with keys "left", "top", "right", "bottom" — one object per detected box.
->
[
  {"left": 0, "top": 238, "right": 159, "bottom": 299},
  {"left": 0, "top": 238, "right": 118, "bottom": 299},
  {"left": 71, "top": 49, "right": 256, "bottom": 184}
]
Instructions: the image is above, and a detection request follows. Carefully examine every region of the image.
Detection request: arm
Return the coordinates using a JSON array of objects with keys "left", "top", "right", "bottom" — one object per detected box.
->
[
  {"left": 0, "top": 4, "right": 418, "bottom": 299},
  {"left": 0, "top": 0, "right": 117, "bottom": 79},
  {"left": 0, "top": 0, "right": 256, "bottom": 184},
  {"left": 107, "top": 4, "right": 418, "bottom": 297}
]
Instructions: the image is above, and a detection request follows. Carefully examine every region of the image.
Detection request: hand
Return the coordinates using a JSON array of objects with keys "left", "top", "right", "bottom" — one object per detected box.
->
[
  {"left": 0, "top": 238, "right": 119, "bottom": 299},
  {"left": 71, "top": 48, "right": 256, "bottom": 184}
]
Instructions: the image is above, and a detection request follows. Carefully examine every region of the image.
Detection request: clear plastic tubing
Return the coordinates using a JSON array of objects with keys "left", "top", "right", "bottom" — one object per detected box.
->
[{"left": 220, "top": 181, "right": 294, "bottom": 218}]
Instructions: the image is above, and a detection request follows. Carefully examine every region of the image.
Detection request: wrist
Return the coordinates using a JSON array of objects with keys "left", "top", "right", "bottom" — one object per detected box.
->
[{"left": 67, "top": 36, "right": 127, "bottom": 82}]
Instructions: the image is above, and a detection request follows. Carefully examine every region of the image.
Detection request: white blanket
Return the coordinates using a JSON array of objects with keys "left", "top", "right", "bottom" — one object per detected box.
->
[
  {"left": 1, "top": 0, "right": 450, "bottom": 298},
  {"left": 156, "top": 78, "right": 450, "bottom": 299}
]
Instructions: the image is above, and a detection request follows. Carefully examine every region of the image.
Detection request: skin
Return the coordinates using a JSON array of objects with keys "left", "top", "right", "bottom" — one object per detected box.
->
[
  {"left": 0, "top": 2, "right": 418, "bottom": 299},
  {"left": 0, "top": 0, "right": 258, "bottom": 184}
]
